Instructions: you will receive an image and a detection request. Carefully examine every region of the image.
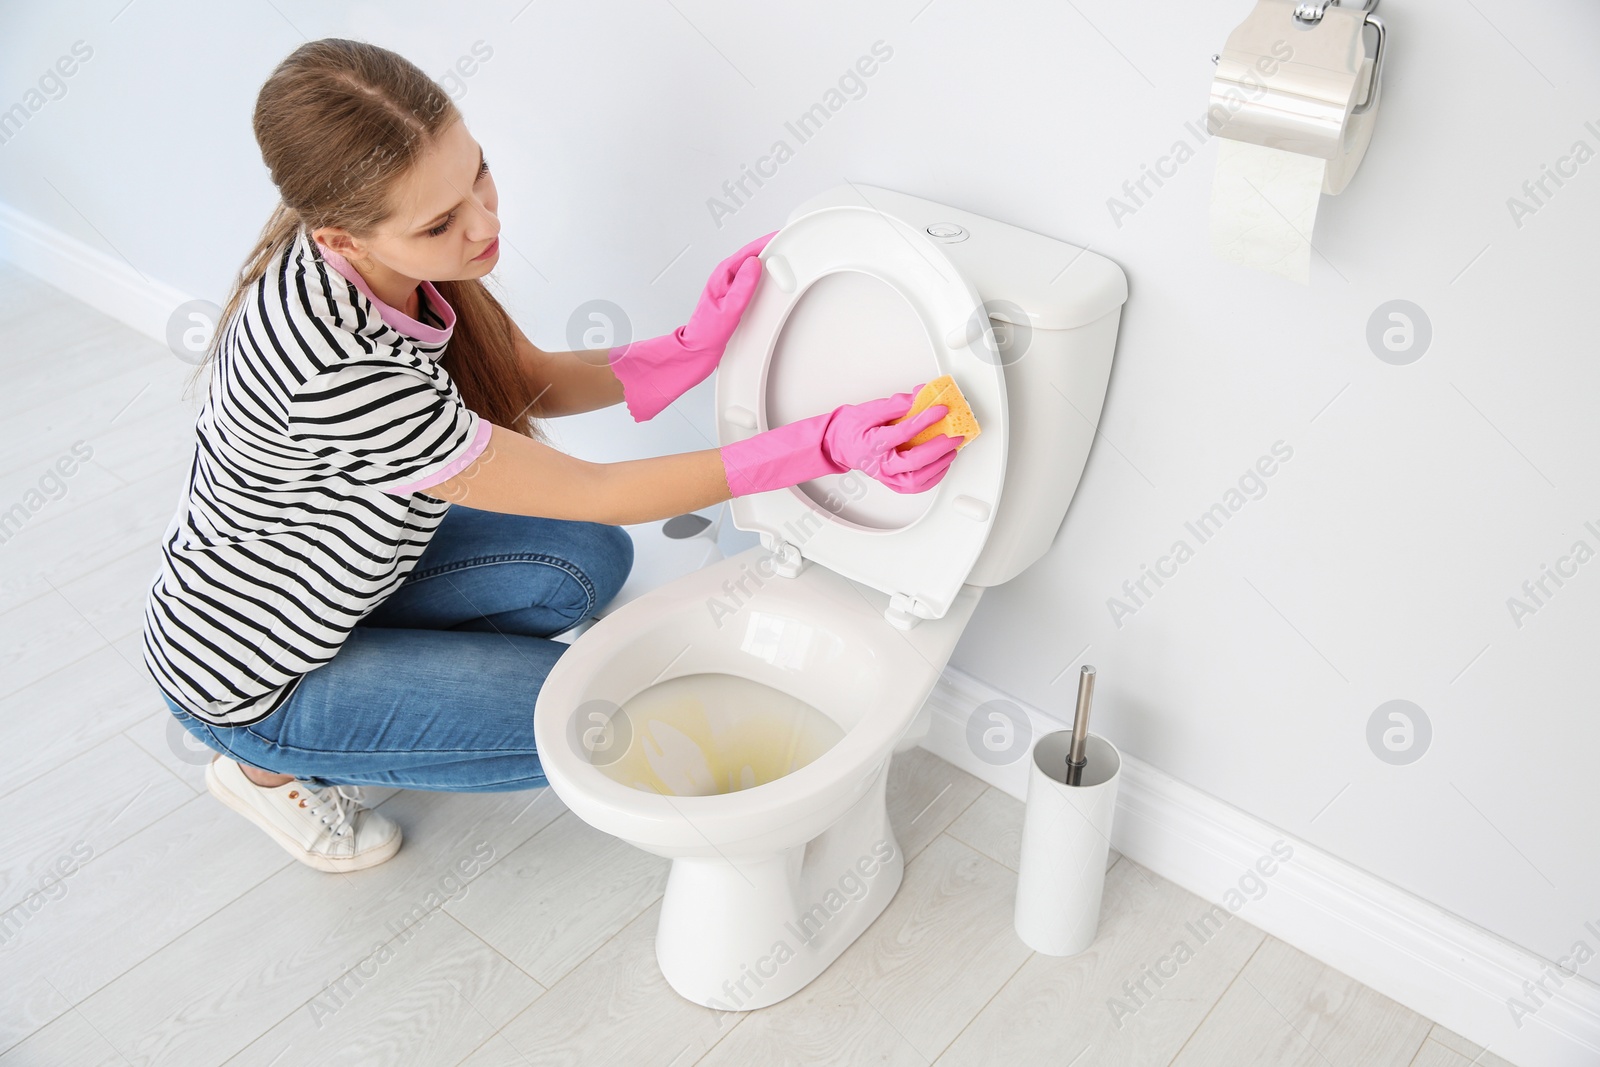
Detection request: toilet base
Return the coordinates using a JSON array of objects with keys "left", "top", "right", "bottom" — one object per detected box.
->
[{"left": 653, "top": 754, "right": 904, "bottom": 1013}]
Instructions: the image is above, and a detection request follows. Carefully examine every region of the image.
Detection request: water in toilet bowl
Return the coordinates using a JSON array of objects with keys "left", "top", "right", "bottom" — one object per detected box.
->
[{"left": 599, "top": 673, "right": 845, "bottom": 796}]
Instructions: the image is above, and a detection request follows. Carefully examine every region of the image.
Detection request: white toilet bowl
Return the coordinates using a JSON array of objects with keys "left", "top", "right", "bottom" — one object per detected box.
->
[
  {"left": 532, "top": 546, "right": 982, "bottom": 1010},
  {"left": 532, "top": 183, "right": 1127, "bottom": 1011}
]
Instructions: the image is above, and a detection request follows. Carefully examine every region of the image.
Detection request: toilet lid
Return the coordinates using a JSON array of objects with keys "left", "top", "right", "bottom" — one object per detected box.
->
[{"left": 715, "top": 205, "right": 1008, "bottom": 623}]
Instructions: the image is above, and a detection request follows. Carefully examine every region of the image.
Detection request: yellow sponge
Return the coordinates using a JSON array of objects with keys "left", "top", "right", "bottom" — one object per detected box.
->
[{"left": 892, "top": 375, "right": 981, "bottom": 451}]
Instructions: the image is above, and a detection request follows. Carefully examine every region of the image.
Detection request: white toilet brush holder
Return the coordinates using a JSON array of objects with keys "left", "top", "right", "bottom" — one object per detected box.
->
[{"left": 1013, "top": 666, "right": 1122, "bottom": 956}]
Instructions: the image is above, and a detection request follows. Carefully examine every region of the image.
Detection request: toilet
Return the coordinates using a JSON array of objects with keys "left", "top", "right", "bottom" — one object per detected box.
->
[{"left": 531, "top": 183, "right": 1128, "bottom": 1011}]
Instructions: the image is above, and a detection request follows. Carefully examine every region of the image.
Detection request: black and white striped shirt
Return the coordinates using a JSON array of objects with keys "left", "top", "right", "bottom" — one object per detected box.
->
[{"left": 143, "top": 226, "right": 490, "bottom": 726}]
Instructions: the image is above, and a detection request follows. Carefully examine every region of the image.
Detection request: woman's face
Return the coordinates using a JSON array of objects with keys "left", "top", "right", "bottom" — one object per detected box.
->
[{"left": 316, "top": 118, "right": 501, "bottom": 282}]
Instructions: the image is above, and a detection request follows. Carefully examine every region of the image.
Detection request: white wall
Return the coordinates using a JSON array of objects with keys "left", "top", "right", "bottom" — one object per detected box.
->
[{"left": 1, "top": 0, "right": 1595, "bottom": 981}]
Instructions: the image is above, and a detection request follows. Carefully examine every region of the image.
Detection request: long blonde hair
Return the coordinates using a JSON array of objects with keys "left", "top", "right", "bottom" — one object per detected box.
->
[{"left": 200, "top": 38, "right": 545, "bottom": 438}]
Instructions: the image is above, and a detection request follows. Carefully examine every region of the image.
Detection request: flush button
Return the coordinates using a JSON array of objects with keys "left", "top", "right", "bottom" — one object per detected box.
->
[{"left": 925, "top": 223, "right": 967, "bottom": 242}]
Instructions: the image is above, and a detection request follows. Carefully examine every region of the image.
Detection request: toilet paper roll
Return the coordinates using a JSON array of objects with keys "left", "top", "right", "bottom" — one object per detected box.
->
[{"left": 1209, "top": 137, "right": 1327, "bottom": 285}]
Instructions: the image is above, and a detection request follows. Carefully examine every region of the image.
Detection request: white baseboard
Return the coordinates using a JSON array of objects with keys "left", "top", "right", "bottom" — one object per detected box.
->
[
  {"left": 918, "top": 665, "right": 1600, "bottom": 1067},
  {"left": 0, "top": 199, "right": 192, "bottom": 345}
]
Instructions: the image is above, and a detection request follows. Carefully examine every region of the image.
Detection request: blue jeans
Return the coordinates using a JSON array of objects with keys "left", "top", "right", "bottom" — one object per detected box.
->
[{"left": 163, "top": 505, "right": 634, "bottom": 792}]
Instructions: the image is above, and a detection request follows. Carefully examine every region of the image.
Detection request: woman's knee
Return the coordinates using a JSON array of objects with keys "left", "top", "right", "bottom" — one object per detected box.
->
[
  {"left": 165, "top": 699, "right": 283, "bottom": 773},
  {"left": 573, "top": 522, "right": 633, "bottom": 612}
]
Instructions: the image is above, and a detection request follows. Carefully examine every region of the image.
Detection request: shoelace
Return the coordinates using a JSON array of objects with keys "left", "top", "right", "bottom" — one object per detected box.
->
[{"left": 291, "top": 781, "right": 364, "bottom": 838}]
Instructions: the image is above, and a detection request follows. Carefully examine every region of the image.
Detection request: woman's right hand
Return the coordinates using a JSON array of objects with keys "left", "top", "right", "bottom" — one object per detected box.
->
[
  {"left": 426, "top": 386, "right": 961, "bottom": 528},
  {"left": 719, "top": 384, "right": 960, "bottom": 497},
  {"left": 820, "top": 388, "right": 959, "bottom": 493}
]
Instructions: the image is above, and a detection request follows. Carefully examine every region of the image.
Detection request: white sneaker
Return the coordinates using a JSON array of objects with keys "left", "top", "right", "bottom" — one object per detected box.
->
[{"left": 205, "top": 755, "right": 402, "bottom": 872}]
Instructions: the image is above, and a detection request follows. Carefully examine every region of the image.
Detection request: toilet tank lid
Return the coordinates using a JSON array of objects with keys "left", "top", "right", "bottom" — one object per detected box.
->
[{"left": 786, "top": 184, "right": 1128, "bottom": 332}]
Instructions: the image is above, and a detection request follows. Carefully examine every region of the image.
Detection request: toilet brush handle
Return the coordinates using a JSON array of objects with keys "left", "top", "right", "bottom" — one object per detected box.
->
[{"left": 1068, "top": 665, "right": 1096, "bottom": 768}]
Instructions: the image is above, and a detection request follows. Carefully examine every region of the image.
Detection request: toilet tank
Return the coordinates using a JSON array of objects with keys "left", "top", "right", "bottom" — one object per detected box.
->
[{"left": 785, "top": 185, "right": 1129, "bottom": 587}]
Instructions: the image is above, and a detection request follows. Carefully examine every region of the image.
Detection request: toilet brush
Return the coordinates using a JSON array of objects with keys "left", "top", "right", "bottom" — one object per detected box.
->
[
  {"left": 1012, "top": 664, "right": 1124, "bottom": 955},
  {"left": 1065, "top": 665, "right": 1095, "bottom": 786}
]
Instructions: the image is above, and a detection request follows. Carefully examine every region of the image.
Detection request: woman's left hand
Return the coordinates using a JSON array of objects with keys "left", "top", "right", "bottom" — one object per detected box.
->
[
  {"left": 680, "top": 229, "right": 776, "bottom": 356},
  {"left": 608, "top": 230, "right": 778, "bottom": 422}
]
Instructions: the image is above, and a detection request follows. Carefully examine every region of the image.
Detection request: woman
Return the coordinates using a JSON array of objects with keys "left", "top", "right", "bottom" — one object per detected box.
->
[{"left": 146, "top": 39, "right": 960, "bottom": 874}]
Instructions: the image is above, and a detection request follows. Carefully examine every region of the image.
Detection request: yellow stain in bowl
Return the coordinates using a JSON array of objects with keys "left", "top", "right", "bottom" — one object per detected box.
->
[{"left": 598, "top": 674, "right": 845, "bottom": 796}]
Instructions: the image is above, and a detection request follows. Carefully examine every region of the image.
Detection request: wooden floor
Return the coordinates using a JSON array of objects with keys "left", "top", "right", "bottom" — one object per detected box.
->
[{"left": 0, "top": 263, "right": 1513, "bottom": 1066}]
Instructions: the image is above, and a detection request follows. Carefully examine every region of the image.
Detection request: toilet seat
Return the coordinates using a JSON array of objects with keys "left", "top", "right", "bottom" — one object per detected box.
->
[{"left": 715, "top": 205, "right": 1009, "bottom": 628}]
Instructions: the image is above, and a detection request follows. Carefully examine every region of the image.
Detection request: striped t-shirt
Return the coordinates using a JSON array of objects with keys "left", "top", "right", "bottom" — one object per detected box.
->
[{"left": 143, "top": 225, "right": 492, "bottom": 727}]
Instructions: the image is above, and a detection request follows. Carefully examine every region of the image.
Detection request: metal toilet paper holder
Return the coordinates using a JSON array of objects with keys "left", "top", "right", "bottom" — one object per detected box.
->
[{"left": 1207, "top": 0, "right": 1387, "bottom": 194}]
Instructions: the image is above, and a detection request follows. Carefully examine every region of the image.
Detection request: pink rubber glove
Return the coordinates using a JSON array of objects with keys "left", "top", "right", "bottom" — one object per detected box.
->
[
  {"left": 608, "top": 230, "right": 778, "bottom": 422},
  {"left": 721, "top": 386, "right": 961, "bottom": 497}
]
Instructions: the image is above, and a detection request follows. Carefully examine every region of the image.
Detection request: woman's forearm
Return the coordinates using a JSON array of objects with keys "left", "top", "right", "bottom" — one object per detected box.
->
[
  {"left": 427, "top": 423, "right": 733, "bottom": 525},
  {"left": 517, "top": 341, "right": 627, "bottom": 418},
  {"left": 511, "top": 315, "right": 629, "bottom": 418}
]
